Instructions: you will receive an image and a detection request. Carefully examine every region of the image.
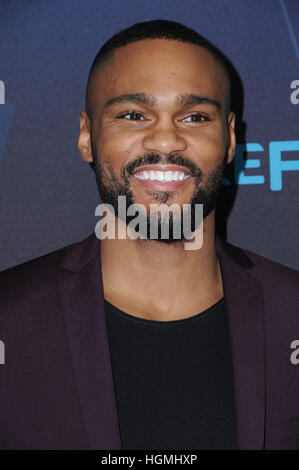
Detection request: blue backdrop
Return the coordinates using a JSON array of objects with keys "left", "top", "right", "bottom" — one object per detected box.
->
[{"left": 0, "top": 0, "right": 298, "bottom": 270}]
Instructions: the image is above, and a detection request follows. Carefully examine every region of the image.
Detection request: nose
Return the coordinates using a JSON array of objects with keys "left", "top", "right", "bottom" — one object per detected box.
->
[{"left": 142, "top": 121, "right": 187, "bottom": 155}]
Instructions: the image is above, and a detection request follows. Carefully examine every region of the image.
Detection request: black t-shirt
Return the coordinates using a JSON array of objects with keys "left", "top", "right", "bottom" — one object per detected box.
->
[{"left": 104, "top": 297, "right": 237, "bottom": 450}]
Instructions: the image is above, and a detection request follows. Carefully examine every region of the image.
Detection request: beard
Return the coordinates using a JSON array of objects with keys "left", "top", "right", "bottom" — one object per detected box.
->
[{"left": 90, "top": 146, "right": 225, "bottom": 244}]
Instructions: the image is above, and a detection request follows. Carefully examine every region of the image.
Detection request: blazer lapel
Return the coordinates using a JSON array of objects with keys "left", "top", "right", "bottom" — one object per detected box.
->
[
  {"left": 58, "top": 234, "right": 121, "bottom": 450},
  {"left": 57, "top": 232, "right": 266, "bottom": 450},
  {"left": 216, "top": 235, "right": 266, "bottom": 450}
]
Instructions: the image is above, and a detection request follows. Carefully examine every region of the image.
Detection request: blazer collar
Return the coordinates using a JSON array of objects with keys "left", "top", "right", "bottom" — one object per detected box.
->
[
  {"left": 58, "top": 233, "right": 121, "bottom": 449},
  {"left": 59, "top": 232, "right": 265, "bottom": 450},
  {"left": 215, "top": 235, "right": 266, "bottom": 449}
]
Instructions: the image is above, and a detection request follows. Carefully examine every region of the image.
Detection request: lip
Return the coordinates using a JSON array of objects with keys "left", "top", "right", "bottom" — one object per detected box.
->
[
  {"left": 132, "top": 164, "right": 191, "bottom": 175},
  {"left": 133, "top": 177, "right": 191, "bottom": 191},
  {"left": 131, "top": 165, "right": 192, "bottom": 191}
]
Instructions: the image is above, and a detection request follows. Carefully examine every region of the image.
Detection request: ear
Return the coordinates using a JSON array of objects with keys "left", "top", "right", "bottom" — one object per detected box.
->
[
  {"left": 226, "top": 111, "right": 236, "bottom": 165},
  {"left": 78, "top": 111, "right": 93, "bottom": 163}
]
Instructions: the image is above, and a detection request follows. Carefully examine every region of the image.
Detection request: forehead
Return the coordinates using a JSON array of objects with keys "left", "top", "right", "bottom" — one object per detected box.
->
[{"left": 89, "top": 39, "right": 229, "bottom": 114}]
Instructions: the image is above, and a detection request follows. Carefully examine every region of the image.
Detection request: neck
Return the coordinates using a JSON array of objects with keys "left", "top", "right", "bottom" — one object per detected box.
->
[{"left": 100, "top": 211, "right": 223, "bottom": 321}]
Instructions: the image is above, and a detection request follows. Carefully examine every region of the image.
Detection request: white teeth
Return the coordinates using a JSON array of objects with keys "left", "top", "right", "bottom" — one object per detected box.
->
[
  {"left": 134, "top": 170, "right": 190, "bottom": 182},
  {"left": 165, "top": 171, "right": 172, "bottom": 181}
]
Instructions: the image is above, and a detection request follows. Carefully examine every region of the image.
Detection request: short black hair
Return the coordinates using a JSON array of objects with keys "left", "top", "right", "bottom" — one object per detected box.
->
[{"left": 85, "top": 19, "right": 231, "bottom": 117}]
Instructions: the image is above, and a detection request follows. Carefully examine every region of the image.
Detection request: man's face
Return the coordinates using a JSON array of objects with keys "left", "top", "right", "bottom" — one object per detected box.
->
[{"left": 79, "top": 39, "right": 236, "bottom": 242}]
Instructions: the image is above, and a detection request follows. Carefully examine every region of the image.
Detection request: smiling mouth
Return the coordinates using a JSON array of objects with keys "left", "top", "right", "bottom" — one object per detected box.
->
[
  {"left": 134, "top": 169, "right": 190, "bottom": 182},
  {"left": 131, "top": 166, "right": 191, "bottom": 191}
]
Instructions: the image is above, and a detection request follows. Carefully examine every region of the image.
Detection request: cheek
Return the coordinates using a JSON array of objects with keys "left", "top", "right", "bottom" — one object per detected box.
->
[
  {"left": 97, "top": 127, "right": 140, "bottom": 170},
  {"left": 99, "top": 122, "right": 140, "bottom": 147},
  {"left": 190, "top": 128, "right": 227, "bottom": 169}
]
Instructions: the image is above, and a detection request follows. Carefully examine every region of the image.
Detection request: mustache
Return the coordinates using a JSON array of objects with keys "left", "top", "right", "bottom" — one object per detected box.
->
[{"left": 123, "top": 153, "right": 203, "bottom": 180}]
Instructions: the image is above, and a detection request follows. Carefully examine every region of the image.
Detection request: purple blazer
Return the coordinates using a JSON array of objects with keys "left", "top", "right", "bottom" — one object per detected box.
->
[{"left": 0, "top": 232, "right": 298, "bottom": 450}]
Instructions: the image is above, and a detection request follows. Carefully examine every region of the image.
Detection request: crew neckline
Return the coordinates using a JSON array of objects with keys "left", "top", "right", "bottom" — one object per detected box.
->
[{"left": 104, "top": 296, "right": 225, "bottom": 325}]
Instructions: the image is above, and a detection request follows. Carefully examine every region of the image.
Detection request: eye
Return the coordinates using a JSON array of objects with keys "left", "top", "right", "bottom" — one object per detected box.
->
[
  {"left": 117, "top": 111, "right": 146, "bottom": 121},
  {"left": 183, "top": 113, "right": 210, "bottom": 122}
]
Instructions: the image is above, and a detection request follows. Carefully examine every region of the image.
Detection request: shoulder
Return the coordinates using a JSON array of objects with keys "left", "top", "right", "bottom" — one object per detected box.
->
[
  {"left": 0, "top": 247, "right": 67, "bottom": 280},
  {"left": 217, "top": 235, "right": 299, "bottom": 291},
  {"left": 0, "top": 237, "right": 86, "bottom": 306}
]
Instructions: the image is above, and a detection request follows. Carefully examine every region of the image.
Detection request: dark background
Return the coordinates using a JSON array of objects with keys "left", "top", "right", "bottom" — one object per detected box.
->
[{"left": 0, "top": 0, "right": 298, "bottom": 270}]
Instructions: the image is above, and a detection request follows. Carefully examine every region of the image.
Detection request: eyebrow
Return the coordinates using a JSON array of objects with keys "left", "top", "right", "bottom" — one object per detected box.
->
[
  {"left": 103, "top": 92, "right": 222, "bottom": 111},
  {"left": 104, "top": 93, "right": 157, "bottom": 109},
  {"left": 175, "top": 93, "right": 221, "bottom": 110}
]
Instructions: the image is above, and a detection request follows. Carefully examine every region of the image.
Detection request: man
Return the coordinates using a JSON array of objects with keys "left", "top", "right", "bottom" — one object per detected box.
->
[{"left": 0, "top": 20, "right": 298, "bottom": 451}]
